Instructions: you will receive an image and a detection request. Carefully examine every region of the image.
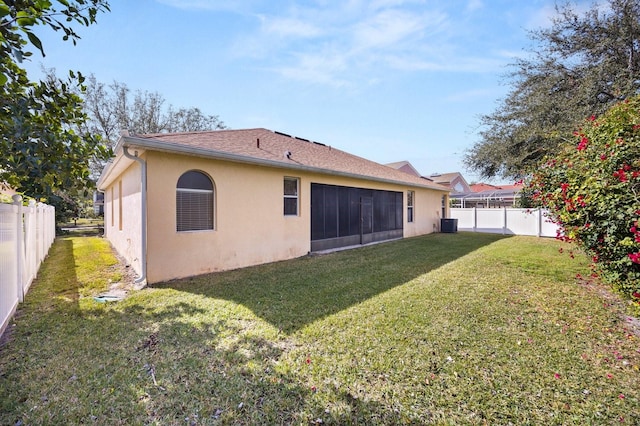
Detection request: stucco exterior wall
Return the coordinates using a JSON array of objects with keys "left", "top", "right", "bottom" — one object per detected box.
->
[
  {"left": 103, "top": 161, "right": 144, "bottom": 277},
  {"left": 406, "top": 188, "right": 446, "bottom": 237},
  {"left": 104, "top": 151, "right": 448, "bottom": 284},
  {"left": 145, "top": 151, "right": 311, "bottom": 283}
]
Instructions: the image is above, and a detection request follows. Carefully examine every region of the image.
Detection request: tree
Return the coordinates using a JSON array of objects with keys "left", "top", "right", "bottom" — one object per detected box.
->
[
  {"left": 78, "top": 75, "right": 227, "bottom": 176},
  {"left": 465, "top": 0, "right": 640, "bottom": 180},
  {"left": 0, "top": 0, "right": 110, "bottom": 200},
  {"left": 528, "top": 96, "right": 640, "bottom": 303},
  {"left": 82, "top": 75, "right": 227, "bottom": 148}
]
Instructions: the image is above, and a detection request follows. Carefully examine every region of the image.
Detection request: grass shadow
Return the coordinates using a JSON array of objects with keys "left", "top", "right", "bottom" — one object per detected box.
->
[{"left": 155, "top": 232, "right": 510, "bottom": 334}]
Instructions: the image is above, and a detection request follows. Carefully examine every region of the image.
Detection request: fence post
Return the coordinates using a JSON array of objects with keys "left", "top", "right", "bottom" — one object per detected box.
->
[
  {"left": 473, "top": 207, "right": 477, "bottom": 232},
  {"left": 12, "top": 195, "right": 24, "bottom": 303},
  {"left": 537, "top": 208, "right": 542, "bottom": 237},
  {"left": 503, "top": 207, "right": 507, "bottom": 235}
]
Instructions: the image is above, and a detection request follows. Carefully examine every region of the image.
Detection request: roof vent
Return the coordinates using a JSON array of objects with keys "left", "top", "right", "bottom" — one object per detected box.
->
[{"left": 284, "top": 151, "right": 292, "bottom": 159}]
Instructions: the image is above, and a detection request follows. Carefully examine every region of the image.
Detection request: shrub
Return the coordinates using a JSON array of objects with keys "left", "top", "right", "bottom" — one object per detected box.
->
[{"left": 528, "top": 96, "right": 640, "bottom": 303}]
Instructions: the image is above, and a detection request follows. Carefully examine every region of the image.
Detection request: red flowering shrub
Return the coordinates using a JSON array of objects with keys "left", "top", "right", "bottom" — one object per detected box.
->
[{"left": 528, "top": 96, "right": 640, "bottom": 300}]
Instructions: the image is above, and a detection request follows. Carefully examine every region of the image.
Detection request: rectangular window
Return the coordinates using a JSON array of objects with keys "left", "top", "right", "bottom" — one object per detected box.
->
[
  {"left": 110, "top": 187, "right": 115, "bottom": 227},
  {"left": 407, "top": 190, "right": 415, "bottom": 223},
  {"left": 118, "top": 180, "right": 123, "bottom": 231},
  {"left": 284, "top": 177, "right": 299, "bottom": 216}
]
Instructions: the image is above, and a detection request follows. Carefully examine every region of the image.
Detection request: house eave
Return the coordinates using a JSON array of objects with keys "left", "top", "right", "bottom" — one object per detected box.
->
[{"left": 99, "top": 135, "right": 449, "bottom": 193}]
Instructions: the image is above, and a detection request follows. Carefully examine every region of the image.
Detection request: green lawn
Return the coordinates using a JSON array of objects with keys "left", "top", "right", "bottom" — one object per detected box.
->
[{"left": 0, "top": 233, "right": 638, "bottom": 425}]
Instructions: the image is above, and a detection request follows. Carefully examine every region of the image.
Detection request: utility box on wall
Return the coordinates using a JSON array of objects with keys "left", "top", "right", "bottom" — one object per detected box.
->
[{"left": 441, "top": 218, "right": 458, "bottom": 233}]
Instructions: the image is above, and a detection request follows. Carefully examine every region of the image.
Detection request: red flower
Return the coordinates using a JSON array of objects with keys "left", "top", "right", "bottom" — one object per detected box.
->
[
  {"left": 632, "top": 292, "right": 640, "bottom": 299},
  {"left": 577, "top": 137, "right": 589, "bottom": 150},
  {"left": 305, "top": 357, "right": 311, "bottom": 365},
  {"left": 613, "top": 169, "right": 628, "bottom": 182},
  {"left": 588, "top": 115, "right": 596, "bottom": 121},
  {"left": 628, "top": 252, "right": 640, "bottom": 264},
  {"left": 554, "top": 373, "right": 561, "bottom": 379},
  {"left": 600, "top": 154, "right": 607, "bottom": 160}
]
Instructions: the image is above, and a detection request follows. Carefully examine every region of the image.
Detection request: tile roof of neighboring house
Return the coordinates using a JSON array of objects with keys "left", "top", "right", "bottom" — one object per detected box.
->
[{"left": 99, "top": 128, "right": 449, "bottom": 191}]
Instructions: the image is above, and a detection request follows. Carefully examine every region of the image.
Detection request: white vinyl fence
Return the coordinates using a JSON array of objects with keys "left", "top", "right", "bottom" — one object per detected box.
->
[
  {"left": 450, "top": 207, "right": 560, "bottom": 237},
  {"left": 0, "top": 195, "right": 55, "bottom": 336}
]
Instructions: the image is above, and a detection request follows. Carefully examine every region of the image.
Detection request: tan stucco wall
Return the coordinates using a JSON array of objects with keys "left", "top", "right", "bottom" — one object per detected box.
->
[
  {"left": 104, "top": 151, "right": 448, "bottom": 284},
  {"left": 145, "top": 151, "right": 311, "bottom": 283},
  {"left": 103, "top": 161, "right": 144, "bottom": 278}
]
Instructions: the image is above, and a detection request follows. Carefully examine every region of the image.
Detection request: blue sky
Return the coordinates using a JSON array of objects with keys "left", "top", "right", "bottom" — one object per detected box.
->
[{"left": 23, "top": 0, "right": 586, "bottom": 183}]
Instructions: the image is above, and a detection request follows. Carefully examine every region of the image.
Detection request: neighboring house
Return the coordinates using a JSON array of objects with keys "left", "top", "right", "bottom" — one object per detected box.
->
[
  {"left": 0, "top": 182, "right": 16, "bottom": 196},
  {"left": 97, "top": 128, "right": 450, "bottom": 284},
  {"left": 451, "top": 182, "right": 523, "bottom": 208},
  {"left": 93, "top": 191, "right": 104, "bottom": 216},
  {"left": 427, "top": 172, "right": 471, "bottom": 194},
  {"left": 385, "top": 161, "right": 423, "bottom": 178}
]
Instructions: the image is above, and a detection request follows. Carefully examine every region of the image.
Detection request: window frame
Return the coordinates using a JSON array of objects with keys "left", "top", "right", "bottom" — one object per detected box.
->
[
  {"left": 176, "top": 170, "right": 215, "bottom": 232},
  {"left": 118, "top": 180, "right": 123, "bottom": 230},
  {"left": 284, "top": 177, "right": 300, "bottom": 216},
  {"left": 407, "top": 190, "right": 415, "bottom": 223}
]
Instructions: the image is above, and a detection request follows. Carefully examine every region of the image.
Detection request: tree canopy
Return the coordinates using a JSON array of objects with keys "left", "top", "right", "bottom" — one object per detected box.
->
[
  {"left": 81, "top": 75, "right": 227, "bottom": 147},
  {"left": 1, "top": 0, "right": 110, "bottom": 199},
  {"left": 465, "top": 0, "right": 640, "bottom": 180},
  {"left": 76, "top": 74, "right": 228, "bottom": 177}
]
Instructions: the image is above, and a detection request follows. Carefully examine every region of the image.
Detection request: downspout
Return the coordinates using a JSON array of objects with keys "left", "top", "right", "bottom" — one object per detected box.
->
[{"left": 122, "top": 146, "right": 147, "bottom": 286}]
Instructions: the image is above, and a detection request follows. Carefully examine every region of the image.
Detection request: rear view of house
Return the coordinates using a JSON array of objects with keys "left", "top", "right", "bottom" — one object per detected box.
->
[{"left": 97, "top": 128, "right": 450, "bottom": 284}]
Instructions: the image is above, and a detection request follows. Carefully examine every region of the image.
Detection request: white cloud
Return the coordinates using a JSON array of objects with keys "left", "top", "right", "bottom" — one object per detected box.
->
[
  {"left": 352, "top": 9, "right": 444, "bottom": 50},
  {"left": 222, "top": 0, "right": 525, "bottom": 87},
  {"left": 270, "top": 47, "right": 350, "bottom": 87},
  {"left": 155, "top": 0, "right": 247, "bottom": 12},
  {"left": 387, "top": 53, "right": 505, "bottom": 74},
  {"left": 465, "top": 0, "right": 483, "bottom": 13},
  {"left": 525, "top": 4, "right": 557, "bottom": 30},
  {"left": 259, "top": 16, "right": 324, "bottom": 38}
]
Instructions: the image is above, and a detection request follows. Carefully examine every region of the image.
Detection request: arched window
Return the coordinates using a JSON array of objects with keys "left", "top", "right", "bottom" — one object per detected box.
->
[{"left": 176, "top": 170, "right": 214, "bottom": 232}]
